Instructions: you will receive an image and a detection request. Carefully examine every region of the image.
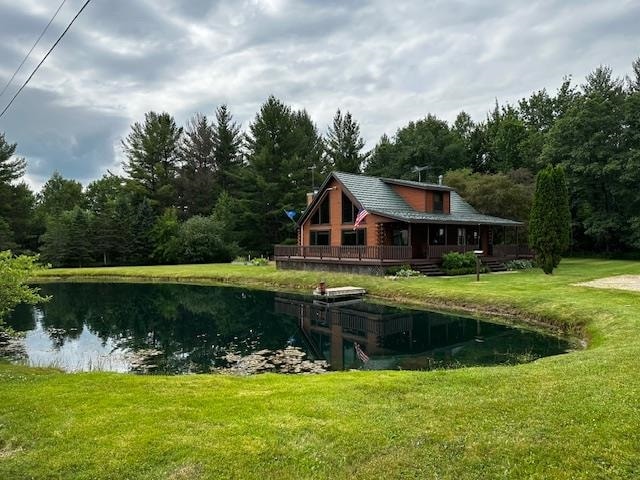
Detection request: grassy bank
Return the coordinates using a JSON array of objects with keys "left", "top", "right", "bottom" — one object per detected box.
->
[{"left": 1, "top": 258, "right": 639, "bottom": 478}]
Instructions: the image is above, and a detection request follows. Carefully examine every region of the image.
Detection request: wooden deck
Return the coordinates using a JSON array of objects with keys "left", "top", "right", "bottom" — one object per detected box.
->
[{"left": 274, "top": 244, "right": 532, "bottom": 263}]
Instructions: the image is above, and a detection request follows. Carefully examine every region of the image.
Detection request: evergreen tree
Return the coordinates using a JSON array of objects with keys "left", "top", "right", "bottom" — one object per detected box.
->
[
  {"left": 628, "top": 57, "right": 640, "bottom": 92},
  {"left": 0, "top": 132, "right": 26, "bottom": 184},
  {"left": 529, "top": 165, "right": 570, "bottom": 274},
  {"left": 212, "top": 105, "right": 243, "bottom": 191},
  {"left": 40, "top": 214, "right": 71, "bottom": 267},
  {"left": 122, "top": 112, "right": 182, "bottom": 210},
  {"left": 363, "top": 134, "right": 395, "bottom": 177},
  {"left": 0, "top": 182, "right": 37, "bottom": 253},
  {"left": 177, "top": 113, "right": 217, "bottom": 216},
  {"left": 0, "top": 217, "right": 16, "bottom": 251},
  {"left": 85, "top": 175, "right": 127, "bottom": 265},
  {"left": 66, "top": 207, "right": 92, "bottom": 267},
  {"left": 242, "top": 96, "right": 320, "bottom": 253},
  {"left": 325, "top": 109, "right": 366, "bottom": 173},
  {"left": 130, "top": 198, "right": 156, "bottom": 265},
  {"left": 111, "top": 196, "right": 135, "bottom": 264}
]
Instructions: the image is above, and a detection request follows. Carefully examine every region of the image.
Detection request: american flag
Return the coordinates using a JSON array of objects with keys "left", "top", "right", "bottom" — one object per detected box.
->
[
  {"left": 354, "top": 342, "right": 370, "bottom": 363},
  {"left": 353, "top": 209, "right": 368, "bottom": 229}
]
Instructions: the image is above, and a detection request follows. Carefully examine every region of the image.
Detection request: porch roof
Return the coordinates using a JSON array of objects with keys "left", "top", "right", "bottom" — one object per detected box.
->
[{"left": 333, "top": 171, "right": 522, "bottom": 227}]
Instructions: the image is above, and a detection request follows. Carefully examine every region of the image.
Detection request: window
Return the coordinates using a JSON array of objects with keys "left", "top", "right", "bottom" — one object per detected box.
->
[
  {"left": 430, "top": 227, "right": 445, "bottom": 245},
  {"left": 342, "top": 229, "right": 366, "bottom": 246},
  {"left": 310, "top": 230, "right": 330, "bottom": 245},
  {"left": 311, "top": 196, "right": 330, "bottom": 224},
  {"left": 457, "top": 227, "right": 466, "bottom": 245},
  {"left": 393, "top": 228, "right": 409, "bottom": 246},
  {"left": 342, "top": 193, "right": 358, "bottom": 224},
  {"left": 433, "top": 192, "right": 444, "bottom": 213}
]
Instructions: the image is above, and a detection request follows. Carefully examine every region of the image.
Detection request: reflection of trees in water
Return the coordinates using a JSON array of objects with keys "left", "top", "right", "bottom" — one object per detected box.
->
[{"left": 11, "top": 283, "right": 299, "bottom": 373}]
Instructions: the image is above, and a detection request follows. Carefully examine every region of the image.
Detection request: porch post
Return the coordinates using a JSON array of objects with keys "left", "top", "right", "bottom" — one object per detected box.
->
[
  {"left": 427, "top": 224, "right": 430, "bottom": 258},
  {"left": 516, "top": 226, "right": 519, "bottom": 258}
]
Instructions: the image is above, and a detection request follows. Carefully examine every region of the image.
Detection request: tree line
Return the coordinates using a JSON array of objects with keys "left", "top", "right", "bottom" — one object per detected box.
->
[{"left": 0, "top": 58, "right": 639, "bottom": 267}]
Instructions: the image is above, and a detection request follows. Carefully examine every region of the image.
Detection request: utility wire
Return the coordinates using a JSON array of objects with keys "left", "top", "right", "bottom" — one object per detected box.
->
[
  {"left": 0, "top": 0, "right": 92, "bottom": 120},
  {"left": 0, "top": 0, "right": 68, "bottom": 100}
]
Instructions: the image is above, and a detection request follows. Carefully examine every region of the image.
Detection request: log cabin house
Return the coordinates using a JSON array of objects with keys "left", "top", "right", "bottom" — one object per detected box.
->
[{"left": 274, "top": 171, "right": 531, "bottom": 275}]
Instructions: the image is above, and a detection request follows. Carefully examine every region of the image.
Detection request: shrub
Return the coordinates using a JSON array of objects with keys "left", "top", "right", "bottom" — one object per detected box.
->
[
  {"left": 179, "top": 216, "right": 239, "bottom": 263},
  {"left": 395, "top": 267, "right": 422, "bottom": 277},
  {"left": 505, "top": 259, "right": 536, "bottom": 270},
  {"left": 385, "top": 264, "right": 421, "bottom": 277},
  {"left": 442, "top": 252, "right": 476, "bottom": 270},
  {"left": 250, "top": 257, "right": 269, "bottom": 266},
  {"left": 441, "top": 252, "right": 481, "bottom": 275}
]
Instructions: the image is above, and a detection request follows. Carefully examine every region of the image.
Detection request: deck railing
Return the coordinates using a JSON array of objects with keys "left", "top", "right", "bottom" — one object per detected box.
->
[
  {"left": 274, "top": 244, "right": 532, "bottom": 261},
  {"left": 274, "top": 245, "right": 412, "bottom": 261}
]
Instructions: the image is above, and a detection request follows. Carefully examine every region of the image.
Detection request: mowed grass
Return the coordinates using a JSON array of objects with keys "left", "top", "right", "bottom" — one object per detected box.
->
[{"left": 0, "top": 259, "right": 638, "bottom": 479}]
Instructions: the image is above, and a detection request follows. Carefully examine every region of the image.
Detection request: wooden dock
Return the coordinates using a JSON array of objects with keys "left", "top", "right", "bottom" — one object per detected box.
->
[{"left": 313, "top": 286, "right": 366, "bottom": 304}]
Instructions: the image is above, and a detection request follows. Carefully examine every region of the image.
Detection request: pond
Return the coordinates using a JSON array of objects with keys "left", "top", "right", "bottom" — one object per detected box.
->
[{"left": 2, "top": 282, "right": 572, "bottom": 374}]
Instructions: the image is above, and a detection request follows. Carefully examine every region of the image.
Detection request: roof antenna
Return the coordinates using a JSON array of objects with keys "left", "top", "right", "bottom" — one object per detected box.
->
[
  {"left": 412, "top": 165, "right": 430, "bottom": 182},
  {"left": 308, "top": 165, "right": 317, "bottom": 190}
]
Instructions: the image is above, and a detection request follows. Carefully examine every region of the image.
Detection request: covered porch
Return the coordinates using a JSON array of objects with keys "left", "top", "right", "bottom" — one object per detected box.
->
[{"left": 275, "top": 223, "right": 532, "bottom": 264}]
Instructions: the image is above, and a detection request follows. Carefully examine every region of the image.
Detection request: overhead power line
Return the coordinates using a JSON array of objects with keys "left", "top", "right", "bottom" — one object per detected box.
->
[
  {"left": 0, "top": 0, "right": 68, "bottom": 100},
  {"left": 0, "top": 0, "right": 92, "bottom": 120}
]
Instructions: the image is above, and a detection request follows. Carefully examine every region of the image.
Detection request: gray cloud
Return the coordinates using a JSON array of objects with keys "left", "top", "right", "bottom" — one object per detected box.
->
[{"left": 0, "top": 0, "right": 638, "bottom": 191}]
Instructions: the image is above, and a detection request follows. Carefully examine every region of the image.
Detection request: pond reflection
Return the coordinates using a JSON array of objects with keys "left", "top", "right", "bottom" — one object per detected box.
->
[{"left": 3, "top": 283, "right": 571, "bottom": 374}]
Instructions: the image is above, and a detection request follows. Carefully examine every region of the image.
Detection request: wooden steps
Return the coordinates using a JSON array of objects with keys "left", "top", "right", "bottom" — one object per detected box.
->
[
  {"left": 481, "top": 258, "right": 508, "bottom": 272},
  {"left": 410, "top": 260, "right": 445, "bottom": 277}
]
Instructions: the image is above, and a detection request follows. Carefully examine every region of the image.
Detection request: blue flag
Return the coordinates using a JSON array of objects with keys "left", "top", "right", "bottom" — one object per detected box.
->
[{"left": 284, "top": 209, "right": 297, "bottom": 221}]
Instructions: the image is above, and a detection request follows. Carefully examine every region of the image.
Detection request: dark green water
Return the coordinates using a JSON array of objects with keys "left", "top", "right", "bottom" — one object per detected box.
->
[{"left": 4, "top": 283, "right": 571, "bottom": 374}]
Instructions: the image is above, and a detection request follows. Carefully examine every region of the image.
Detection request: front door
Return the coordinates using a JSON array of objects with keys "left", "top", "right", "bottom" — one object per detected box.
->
[{"left": 411, "top": 224, "right": 428, "bottom": 258}]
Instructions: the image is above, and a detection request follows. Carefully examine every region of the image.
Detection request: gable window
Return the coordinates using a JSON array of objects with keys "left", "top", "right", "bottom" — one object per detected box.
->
[
  {"left": 311, "top": 196, "right": 330, "bottom": 224},
  {"left": 310, "top": 230, "right": 330, "bottom": 245},
  {"left": 433, "top": 192, "right": 444, "bottom": 213},
  {"left": 342, "top": 193, "right": 358, "bottom": 224},
  {"left": 342, "top": 229, "right": 366, "bottom": 246}
]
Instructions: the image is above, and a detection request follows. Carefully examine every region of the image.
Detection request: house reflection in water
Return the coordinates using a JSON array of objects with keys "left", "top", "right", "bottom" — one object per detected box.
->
[{"left": 274, "top": 294, "right": 569, "bottom": 371}]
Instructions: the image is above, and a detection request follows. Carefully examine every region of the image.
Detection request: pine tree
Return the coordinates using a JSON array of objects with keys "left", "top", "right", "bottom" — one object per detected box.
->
[
  {"left": 85, "top": 175, "right": 126, "bottom": 265},
  {"left": 122, "top": 112, "right": 182, "bottom": 210},
  {"left": 0, "top": 132, "right": 26, "bottom": 184},
  {"left": 243, "top": 96, "right": 296, "bottom": 253},
  {"left": 629, "top": 57, "right": 640, "bottom": 92},
  {"left": 212, "top": 105, "right": 243, "bottom": 192},
  {"left": 177, "top": 113, "right": 217, "bottom": 216},
  {"left": 529, "top": 165, "right": 571, "bottom": 274},
  {"left": 67, "top": 207, "right": 92, "bottom": 268},
  {"left": 130, "top": 198, "right": 156, "bottom": 265},
  {"left": 325, "top": 109, "right": 366, "bottom": 173}
]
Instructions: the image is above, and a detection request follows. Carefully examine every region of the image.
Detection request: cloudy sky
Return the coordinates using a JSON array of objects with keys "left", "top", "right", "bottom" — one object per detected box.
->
[{"left": 0, "top": 0, "right": 638, "bottom": 191}]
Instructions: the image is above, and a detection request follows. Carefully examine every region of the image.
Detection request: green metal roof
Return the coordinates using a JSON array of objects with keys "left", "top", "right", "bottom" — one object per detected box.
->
[
  {"left": 381, "top": 177, "right": 453, "bottom": 191},
  {"left": 300, "top": 171, "right": 523, "bottom": 227}
]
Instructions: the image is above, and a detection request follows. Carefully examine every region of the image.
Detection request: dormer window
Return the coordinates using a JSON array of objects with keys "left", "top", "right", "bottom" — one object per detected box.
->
[{"left": 433, "top": 191, "right": 444, "bottom": 213}]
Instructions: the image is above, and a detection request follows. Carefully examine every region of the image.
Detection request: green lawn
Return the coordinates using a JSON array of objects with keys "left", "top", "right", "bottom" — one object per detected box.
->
[{"left": 1, "top": 258, "right": 639, "bottom": 479}]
